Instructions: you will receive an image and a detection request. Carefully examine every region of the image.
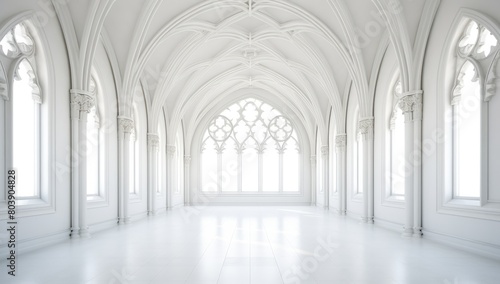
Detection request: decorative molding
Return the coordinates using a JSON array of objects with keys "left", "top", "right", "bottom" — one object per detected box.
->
[
  {"left": 335, "top": 134, "right": 347, "bottom": 148},
  {"left": 399, "top": 91, "right": 423, "bottom": 112},
  {"left": 70, "top": 89, "right": 95, "bottom": 113},
  {"left": 0, "top": 80, "right": 7, "bottom": 100},
  {"left": 118, "top": 117, "right": 134, "bottom": 134},
  {"left": 321, "top": 146, "right": 329, "bottom": 156},
  {"left": 167, "top": 145, "right": 176, "bottom": 157},
  {"left": 147, "top": 133, "right": 160, "bottom": 150},
  {"left": 358, "top": 117, "right": 374, "bottom": 140},
  {"left": 398, "top": 91, "right": 423, "bottom": 121},
  {"left": 184, "top": 155, "right": 191, "bottom": 165},
  {"left": 30, "top": 79, "right": 42, "bottom": 105},
  {"left": 310, "top": 155, "right": 317, "bottom": 164},
  {"left": 389, "top": 110, "right": 397, "bottom": 130},
  {"left": 486, "top": 50, "right": 500, "bottom": 102},
  {"left": 93, "top": 114, "right": 101, "bottom": 129}
]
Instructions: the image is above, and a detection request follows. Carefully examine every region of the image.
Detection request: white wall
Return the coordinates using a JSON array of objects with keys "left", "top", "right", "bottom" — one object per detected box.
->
[
  {"left": 155, "top": 110, "right": 167, "bottom": 212},
  {"left": 373, "top": 45, "right": 405, "bottom": 228},
  {"left": 0, "top": 1, "right": 71, "bottom": 252},
  {"left": 346, "top": 87, "right": 364, "bottom": 218},
  {"left": 171, "top": 127, "right": 185, "bottom": 207},
  {"left": 421, "top": 0, "right": 500, "bottom": 251},
  {"left": 87, "top": 40, "right": 119, "bottom": 231},
  {"left": 129, "top": 88, "right": 148, "bottom": 219}
]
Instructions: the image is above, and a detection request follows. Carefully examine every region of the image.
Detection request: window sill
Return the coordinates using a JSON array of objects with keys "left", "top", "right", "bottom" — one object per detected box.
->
[
  {"left": 87, "top": 195, "right": 108, "bottom": 209},
  {"left": 198, "top": 191, "right": 302, "bottom": 197},
  {"left": 447, "top": 198, "right": 480, "bottom": 207},
  {"left": 0, "top": 198, "right": 55, "bottom": 220},
  {"left": 381, "top": 195, "right": 405, "bottom": 208},
  {"left": 438, "top": 199, "right": 500, "bottom": 221},
  {"left": 129, "top": 193, "right": 142, "bottom": 203},
  {"left": 351, "top": 193, "right": 363, "bottom": 202}
]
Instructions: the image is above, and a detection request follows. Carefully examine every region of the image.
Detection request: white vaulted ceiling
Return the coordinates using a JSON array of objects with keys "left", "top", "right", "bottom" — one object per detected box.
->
[{"left": 65, "top": 0, "right": 428, "bottom": 144}]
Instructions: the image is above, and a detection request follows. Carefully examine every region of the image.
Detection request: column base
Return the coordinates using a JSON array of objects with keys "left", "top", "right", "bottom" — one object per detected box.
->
[
  {"left": 413, "top": 227, "right": 423, "bottom": 238},
  {"left": 119, "top": 217, "right": 131, "bottom": 225},
  {"left": 362, "top": 217, "right": 374, "bottom": 224},
  {"left": 79, "top": 228, "right": 91, "bottom": 239},
  {"left": 336, "top": 209, "right": 346, "bottom": 216},
  {"left": 70, "top": 227, "right": 80, "bottom": 239},
  {"left": 402, "top": 227, "right": 414, "bottom": 238}
]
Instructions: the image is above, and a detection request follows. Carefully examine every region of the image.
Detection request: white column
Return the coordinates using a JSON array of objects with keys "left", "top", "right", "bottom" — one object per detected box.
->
[
  {"left": 69, "top": 92, "right": 81, "bottom": 238},
  {"left": 413, "top": 94, "right": 423, "bottom": 238},
  {"left": 321, "top": 146, "right": 329, "bottom": 209},
  {"left": 78, "top": 110, "right": 89, "bottom": 238},
  {"left": 399, "top": 91, "right": 423, "bottom": 237},
  {"left": 147, "top": 133, "right": 159, "bottom": 215},
  {"left": 70, "top": 90, "right": 95, "bottom": 238},
  {"left": 184, "top": 155, "right": 191, "bottom": 205},
  {"left": 167, "top": 145, "right": 177, "bottom": 208},
  {"left": 118, "top": 117, "right": 134, "bottom": 224},
  {"left": 358, "top": 118, "right": 374, "bottom": 224},
  {"left": 335, "top": 134, "right": 347, "bottom": 215},
  {"left": 310, "top": 155, "right": 317, "bottom": 206}
]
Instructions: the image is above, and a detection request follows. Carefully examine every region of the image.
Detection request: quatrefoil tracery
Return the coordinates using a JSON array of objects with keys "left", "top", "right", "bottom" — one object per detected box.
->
[
  {"left": 0, "top": 24, "right": 35, "bottom": 58},
  {"left": 208, "top": 115, "right": 233, "bottom": 142},
  {"left": 203, "top": 99, "right": 298, "bottom": 153}
]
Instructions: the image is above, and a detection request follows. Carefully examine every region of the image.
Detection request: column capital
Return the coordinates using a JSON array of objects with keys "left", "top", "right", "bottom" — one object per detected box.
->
[
  {"left": 118, "top": 116, "right": 134, "bottom": 134},
  {"left": 184, "top": 155, "right": 192, "bottom": 165},
  {"left": 310, "top": 155, "right": 317, "bottom": 164},
  {"left": 335, "top": 134, "right": 347, "bottom": 150},
  {"left": 321, "top": 146, "right": 329, "bottom": 156},
  {"left": 71, "top": 89, "right": 95, "bottom": 113},
  {"left": 147, "top": 133, "right": 160, "bottom": 151},
  {"left": 167, "top": 145, "right": 176, "bottom": 157},
  {"left": 358, "top": 117, "right": 374, "bottom": 141},
  {"left": 399, "top": 91, "right": 423, "bottom": 121},
  {"left": 0, "top": 80, "right": 8, "bottom": 101}
]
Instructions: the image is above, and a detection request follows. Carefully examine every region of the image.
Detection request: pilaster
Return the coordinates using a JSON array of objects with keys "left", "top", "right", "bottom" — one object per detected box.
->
[
  {"left": 147, "top": 133, "right": 160, "bottom": 215},
  {"left": 358, "top": 118, "right": 374, "bottom": 224},
  {"left": 118, "top": 117, "right": 134, "bottom": 224},
  {"left": 335, "top": 134, "right": 347, "bottom": 215},
  {"left": 70, "top": 89, "right": 95, "bottom": 238},
  {"left": 399, "top": 91, "right": 423, "bottom": 237}
]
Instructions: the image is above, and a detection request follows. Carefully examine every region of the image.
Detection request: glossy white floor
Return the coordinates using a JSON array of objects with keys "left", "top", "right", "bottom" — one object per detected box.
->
[{"left": 1, "top": 206, "right": 499, "bottom": 284}]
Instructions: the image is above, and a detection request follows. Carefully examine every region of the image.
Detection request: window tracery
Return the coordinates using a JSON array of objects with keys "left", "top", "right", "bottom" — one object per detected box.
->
[
  {"left": 451, "top": 19, "right": 499, "bottom": 200},
  {"left": 1, "top": 23, "right": 42, "bottom": 199},
  {"left": 201, "top": 98, "right": 300, "bottom": 193}
]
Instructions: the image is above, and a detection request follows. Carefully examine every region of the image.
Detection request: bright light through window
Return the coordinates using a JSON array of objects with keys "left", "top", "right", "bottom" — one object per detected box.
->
[
  {"left": 453, "top": 61, "right": 481, "bottom": 198},
  {"left": 86, "top": 105, "right": 99, "bottom": 197},
  {"left": 390, "top": 81, "right": 405, "bottom": 197},
  {"left": 201, "top": 98, "right": 300, "bottom": 193},
  {"left": 12, "top": 60, "right": 37, "bottom": 198}
]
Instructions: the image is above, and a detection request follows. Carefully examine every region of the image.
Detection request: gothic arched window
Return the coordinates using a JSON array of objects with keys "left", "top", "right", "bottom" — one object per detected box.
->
[
  {"left": 86, "top": 78, "right": 101, "bottom": 198},
  {"left": 200, "top": 98, "right": 300, "bottom": 193},
  {"left": 451, "top": 19, "right": 498, "bottom": 200},
  {"left": 389, "top": 81, "right": 405, "bottom": 199},
  {"left": 130, "top": 111, "right": 138, "bottom": 195},
  {"left": 1, "top": 23, "right": 42, "bottom": 199}
]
